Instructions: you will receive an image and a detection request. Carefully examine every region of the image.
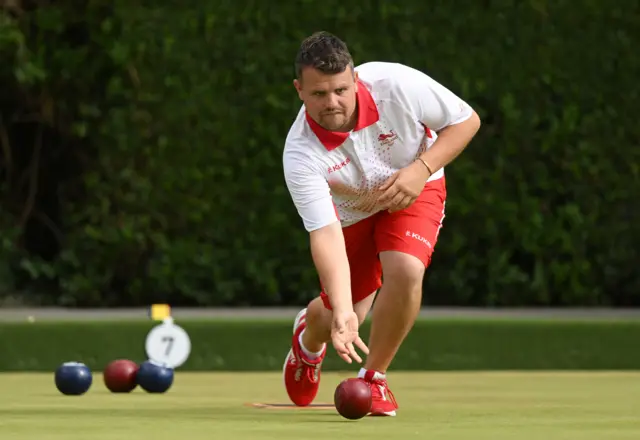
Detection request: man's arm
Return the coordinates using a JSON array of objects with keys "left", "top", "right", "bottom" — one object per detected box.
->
[
  {"left": 377, "top": 64, "right": 481, "bottom": 210},
  {"left": 395, "top": 63, "right": 481, "bottom": 175},
  {"left": 417, "top": 110, "right": 481, "bottom": 176},
  {"left": 309, "top": 221, "right": 353, "bottom": 313},
  {"left": 283, "top": 152, "right": 353, "bottom": 314},
  {"left": 283, "top": 147, "right": 368, "bottom": 363}
]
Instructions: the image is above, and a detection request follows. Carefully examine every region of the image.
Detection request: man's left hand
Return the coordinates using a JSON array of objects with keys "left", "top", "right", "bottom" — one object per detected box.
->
[{"left": 377, "top": 160, "right": 431, "bottom": 213}]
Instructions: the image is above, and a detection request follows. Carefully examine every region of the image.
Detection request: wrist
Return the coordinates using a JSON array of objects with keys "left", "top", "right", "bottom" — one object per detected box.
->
[
  {"left": 330, "top": 298, "right": 354, "bottom": 315},
  {"left": 415, "top": 157, "right": 434, "bottom": 178}
]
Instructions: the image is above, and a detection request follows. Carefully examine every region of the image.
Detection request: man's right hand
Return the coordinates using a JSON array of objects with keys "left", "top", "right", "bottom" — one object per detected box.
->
[{"left": 331, "top": 308, "right": 369, "bottom": 364}]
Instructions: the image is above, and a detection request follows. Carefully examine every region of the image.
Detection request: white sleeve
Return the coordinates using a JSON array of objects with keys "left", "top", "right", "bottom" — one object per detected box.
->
[
  {"left": 391, "top": 64, "right": 474, "bottom": 131},
  {"left": 283, "top": 150, "right": 338, "bottom": 232}
]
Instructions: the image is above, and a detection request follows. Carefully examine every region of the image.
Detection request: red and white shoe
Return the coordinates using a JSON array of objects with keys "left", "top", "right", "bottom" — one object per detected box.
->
[
  {"left": 363, "top": 370, "right": 398, "bottom": 416},
  {"left": 283, "top": 308, "right": 326, "bottom": 407}
]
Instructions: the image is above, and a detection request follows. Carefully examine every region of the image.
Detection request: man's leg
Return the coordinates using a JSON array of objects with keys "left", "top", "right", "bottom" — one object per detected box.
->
[
  {"left": 283, "top": 292, "right": 377, "bottom": 408},
  {"left": 283, "top": 215, "right": 381, "bottom": 407},
  {"left": 360, "top": 177, "right": 447, "bottom": 417},
  {"left": 364, "top": 251, "right": 424, "bottom": 373}
]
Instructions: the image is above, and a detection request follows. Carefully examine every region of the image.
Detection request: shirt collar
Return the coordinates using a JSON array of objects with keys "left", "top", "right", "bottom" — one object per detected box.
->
[{"left": 305, "top": 80, "right": 379, "bottom": 151}]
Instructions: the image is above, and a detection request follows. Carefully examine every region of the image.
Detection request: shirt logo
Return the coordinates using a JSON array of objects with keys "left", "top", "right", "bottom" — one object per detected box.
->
[
  {"left": 327, "top": 157, "right": 351, "bottom": 174},
  {"left": 378, "top": 130, "right": 398, "bottom": 146}
]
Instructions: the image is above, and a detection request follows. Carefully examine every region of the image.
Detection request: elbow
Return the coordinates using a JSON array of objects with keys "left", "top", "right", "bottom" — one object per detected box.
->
[{"left": 469, "top": 110, "right": 481, "bottom": 134}]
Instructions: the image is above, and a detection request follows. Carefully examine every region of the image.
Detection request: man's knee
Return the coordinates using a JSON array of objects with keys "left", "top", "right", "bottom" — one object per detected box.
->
[
  {"left": 307, "top": 296, "right": 331, "bottom": 325},
  {"left": 379, "top": 251, "right": 425, "bottom": 293}
]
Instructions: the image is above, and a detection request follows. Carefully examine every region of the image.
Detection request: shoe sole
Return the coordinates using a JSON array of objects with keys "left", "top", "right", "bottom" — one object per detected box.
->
[
  {"left": 369, "top": 410, "right": 397, "bottom": 417},
  {"left": 292, "top": 308, "right": 307, "bottom": 333},
  {"left": 282, "top": 308, "right": 308, "bottom": 401}
]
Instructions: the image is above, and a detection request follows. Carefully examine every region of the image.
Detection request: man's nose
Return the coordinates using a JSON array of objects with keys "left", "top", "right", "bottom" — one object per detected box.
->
[{"left": 326, "top": 93, "right": 340, "bottom": 108}]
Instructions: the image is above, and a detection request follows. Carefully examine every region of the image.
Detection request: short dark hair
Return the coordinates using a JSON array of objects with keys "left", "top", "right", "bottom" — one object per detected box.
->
[{"left": 295, "top": 31, "right": 354, "bottom": 79}]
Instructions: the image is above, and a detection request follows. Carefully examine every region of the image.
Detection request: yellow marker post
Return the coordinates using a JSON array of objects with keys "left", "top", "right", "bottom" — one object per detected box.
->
[{"left": 149, "top": 304, "right": 171, "bottom": 321}]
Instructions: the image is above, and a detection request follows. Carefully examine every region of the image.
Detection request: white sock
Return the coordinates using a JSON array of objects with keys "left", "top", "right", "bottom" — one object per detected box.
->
[
  {"left": 299, "top": 329, "right": 325, "bottom": 359},
  {"left": 358, "top": 368, "right": 386, "bottom": 380}
]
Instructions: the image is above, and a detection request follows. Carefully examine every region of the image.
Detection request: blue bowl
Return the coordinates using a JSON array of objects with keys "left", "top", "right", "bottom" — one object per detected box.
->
[
  {"left": 55, "top": 362, "right": 93, "bottom": 395},
  {"left": 137, "top": 360, "right": 174, "bottom": 393}
]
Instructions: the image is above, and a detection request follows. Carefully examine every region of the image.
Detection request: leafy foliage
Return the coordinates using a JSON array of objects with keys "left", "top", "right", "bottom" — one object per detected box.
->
[{"left": 0, "top": 1, "right": 638, "bottom": 306}]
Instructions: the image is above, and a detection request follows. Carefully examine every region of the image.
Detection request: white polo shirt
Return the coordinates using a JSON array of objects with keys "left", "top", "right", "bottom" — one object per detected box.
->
[{"left": 283, "top": 61, "right": 474, "bottom": 232}]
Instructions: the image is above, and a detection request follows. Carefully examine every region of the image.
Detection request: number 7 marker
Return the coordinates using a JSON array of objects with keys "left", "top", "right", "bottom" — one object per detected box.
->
[{"left": 145, "top": 317, "right": 191, "bottom": 369}]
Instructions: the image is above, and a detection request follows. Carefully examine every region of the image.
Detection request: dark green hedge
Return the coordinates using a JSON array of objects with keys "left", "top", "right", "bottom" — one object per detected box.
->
[
  {"left": 1, "top": 318, "right": 639, "bottom": 371},
  {"left": 0, "top": 1, "right": 638, "bottom": 306}
]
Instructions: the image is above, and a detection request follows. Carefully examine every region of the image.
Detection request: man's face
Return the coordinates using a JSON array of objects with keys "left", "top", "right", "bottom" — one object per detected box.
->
[{"left": 294, "top": 67, "right": 358, "bottom": 132}]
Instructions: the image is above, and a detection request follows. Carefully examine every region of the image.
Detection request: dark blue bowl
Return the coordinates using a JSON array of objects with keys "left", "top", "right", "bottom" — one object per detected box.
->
[
  {"left": 55, "top": 362, "right": 93, "bottom": 395},
  {"left": 136, "top": 360, "right": 174, "bottom": 393}
]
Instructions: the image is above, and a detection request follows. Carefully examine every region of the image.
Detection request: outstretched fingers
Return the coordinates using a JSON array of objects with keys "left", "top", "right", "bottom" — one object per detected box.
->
[
  {"left": 336, "top": 342, "right": 353, "bottom": 364},
  {"left": 355, "top": 336, "right": 369, "bottom": 355},
  {"left": 347, "top": 341, "right": 363, "bottom": 364}
]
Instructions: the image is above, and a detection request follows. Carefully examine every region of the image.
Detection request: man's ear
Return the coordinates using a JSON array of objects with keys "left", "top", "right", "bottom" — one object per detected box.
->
[{"left": 293, "top": 78, "right": 303, "bottom": 100}]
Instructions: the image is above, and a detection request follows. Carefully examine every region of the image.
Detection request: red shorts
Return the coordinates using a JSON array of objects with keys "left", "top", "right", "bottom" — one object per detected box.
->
[{"left": 320, "top": 177, "right": 447, "bottom": 310}]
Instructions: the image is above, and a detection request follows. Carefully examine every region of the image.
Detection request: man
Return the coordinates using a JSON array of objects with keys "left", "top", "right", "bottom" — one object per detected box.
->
[{"left": 281, "top": 31, "right": 481, "bottom": 417}]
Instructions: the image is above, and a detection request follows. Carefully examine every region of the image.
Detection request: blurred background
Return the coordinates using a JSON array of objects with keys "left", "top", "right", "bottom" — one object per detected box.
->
[{"left": 0, "top": 0, "right": 638, "bottom": 311}]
